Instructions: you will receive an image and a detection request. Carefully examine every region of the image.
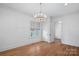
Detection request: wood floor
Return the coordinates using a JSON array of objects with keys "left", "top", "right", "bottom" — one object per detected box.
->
[{"left": 0, "top": 39, "right": 79, "bottom": 56}]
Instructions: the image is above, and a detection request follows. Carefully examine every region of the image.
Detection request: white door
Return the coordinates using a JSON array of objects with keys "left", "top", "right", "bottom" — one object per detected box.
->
[{"left": 55, "top": 21, "right": 62, "bottom": 39}]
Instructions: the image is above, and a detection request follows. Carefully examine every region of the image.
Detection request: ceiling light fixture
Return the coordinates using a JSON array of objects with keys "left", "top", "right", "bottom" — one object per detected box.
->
[{"left": 34, "top": 3, "right": 47, "bottom": 22}]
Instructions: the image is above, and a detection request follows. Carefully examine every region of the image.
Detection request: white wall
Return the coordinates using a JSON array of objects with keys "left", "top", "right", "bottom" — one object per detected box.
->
[
  {"left": 43, "top": 18, "right": 51, "bottom": 42},
  {"left": 55, "top": 21, "right": 62, "bottom": 39},
  {"left": 43, "top": 17, "right": 55, "bottom": 42},
  {"left": 56, "top": 12, "right": 79, "bottom": 47},
  {"left": 50, "top": 17, "right": 55, "bottom": 42},
  {"left": 0, "top": 6, "right": 41, "bottom": 52}
]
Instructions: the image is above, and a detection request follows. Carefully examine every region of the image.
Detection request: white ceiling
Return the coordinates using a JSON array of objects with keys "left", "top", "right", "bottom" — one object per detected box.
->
[{"left": 1, "top": 3, "right": 79, "bottom": 17}]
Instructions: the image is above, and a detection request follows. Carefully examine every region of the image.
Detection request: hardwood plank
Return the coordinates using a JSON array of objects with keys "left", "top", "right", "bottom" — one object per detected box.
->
[{"left": 0, "top": 40, "right": 79, "bottom": 56}]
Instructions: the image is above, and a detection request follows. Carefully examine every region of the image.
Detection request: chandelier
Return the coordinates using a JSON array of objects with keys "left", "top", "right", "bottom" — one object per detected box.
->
[{"left": 34, "top": 3, "right": 47, "bottom": 22}]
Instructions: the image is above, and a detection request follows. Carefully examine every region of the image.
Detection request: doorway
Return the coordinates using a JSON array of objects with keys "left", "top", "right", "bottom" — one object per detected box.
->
[{"left": 54, "top": 21, "right": 62, "bottom": 43}]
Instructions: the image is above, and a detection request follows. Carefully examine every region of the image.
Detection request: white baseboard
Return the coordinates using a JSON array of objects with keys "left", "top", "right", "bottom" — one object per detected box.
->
[{"left": 61, "top": 40, "right": 79, "bottom": 47}]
